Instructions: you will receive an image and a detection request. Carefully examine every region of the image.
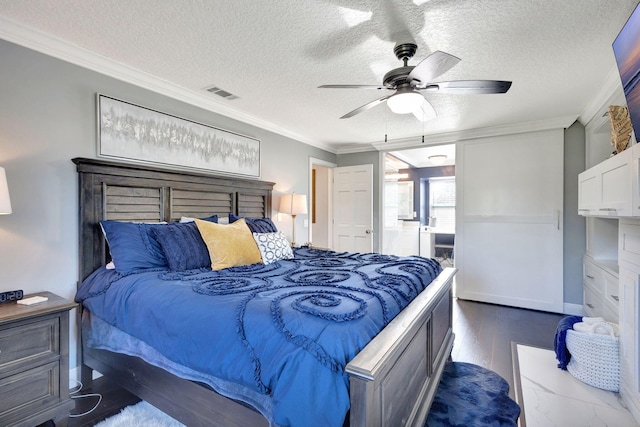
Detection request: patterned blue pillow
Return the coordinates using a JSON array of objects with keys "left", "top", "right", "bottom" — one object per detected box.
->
[
  {"left": 100, "top": 221, "right": 168, "bottom": 275},
  {"left": 151, "top": 222, "right": 211, "bottom": 271},
  {"left": 229, "top": 214, "right": 277, "bottom": 233},
  {"left": 253, "top": 231, "right": 294, "bottom": 264}
]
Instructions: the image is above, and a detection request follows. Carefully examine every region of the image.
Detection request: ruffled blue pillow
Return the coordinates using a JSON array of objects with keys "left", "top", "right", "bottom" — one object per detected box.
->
[
  {"left": 229, "top": 214, "right": 277, "bottom": 233},
  {"left": 100, "top": 221, "right": 168, "bottom": 275},
  {"left": 151, "top": 222, "right": 211, "bottom": 271}
]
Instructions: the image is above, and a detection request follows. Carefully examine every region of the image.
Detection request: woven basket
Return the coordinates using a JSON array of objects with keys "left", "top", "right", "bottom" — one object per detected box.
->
[
  {"left": 609, "top": 105, "right": 633, "bottom": 154},
  {"left": 566, "top": 324, "right": 619, "bottom": 392}
]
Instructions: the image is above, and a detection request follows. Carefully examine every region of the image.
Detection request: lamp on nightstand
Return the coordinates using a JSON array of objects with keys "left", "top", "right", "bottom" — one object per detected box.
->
[
  {"left": 0, "top": 167, "right": 12, "bottom": 215},
  {"left": 279, "top": 193, "right": 307, "bottom": 247}
]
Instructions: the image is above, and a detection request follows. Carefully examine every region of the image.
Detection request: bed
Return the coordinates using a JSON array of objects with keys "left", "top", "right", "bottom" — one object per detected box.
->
[{"left": 73, "top": 157, "right": 456, "bottom": 427}]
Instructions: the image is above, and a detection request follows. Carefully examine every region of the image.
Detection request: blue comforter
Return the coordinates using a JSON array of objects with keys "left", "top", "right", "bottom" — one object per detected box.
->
[{"left": 76, "top": 247, "right": 442, "bottom": 427}]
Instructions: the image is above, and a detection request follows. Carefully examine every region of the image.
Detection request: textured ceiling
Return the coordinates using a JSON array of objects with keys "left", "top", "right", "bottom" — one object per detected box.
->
[{"left": 0, "top": 0, "right": 638, "bottom": 153}]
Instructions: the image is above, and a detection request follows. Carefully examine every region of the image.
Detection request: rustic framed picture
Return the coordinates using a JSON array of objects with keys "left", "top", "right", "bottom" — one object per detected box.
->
[{"left": 97, "top": 94, "right": 261, "bottom": 178}]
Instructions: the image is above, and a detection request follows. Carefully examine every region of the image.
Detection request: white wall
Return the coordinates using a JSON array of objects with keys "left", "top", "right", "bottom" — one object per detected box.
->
[{"left": 0, "top": 39, "right": 335, "bottom": 377}]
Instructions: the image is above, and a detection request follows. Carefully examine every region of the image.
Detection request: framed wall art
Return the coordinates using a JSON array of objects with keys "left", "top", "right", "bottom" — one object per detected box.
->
[{"left": 97, "top": 94, "right": 261, "bottom": 178}]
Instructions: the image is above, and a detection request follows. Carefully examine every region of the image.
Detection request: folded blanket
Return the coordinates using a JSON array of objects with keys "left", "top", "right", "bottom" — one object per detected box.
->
[{"left": 554, "top": 315, "right": 582, "bottom": 370}]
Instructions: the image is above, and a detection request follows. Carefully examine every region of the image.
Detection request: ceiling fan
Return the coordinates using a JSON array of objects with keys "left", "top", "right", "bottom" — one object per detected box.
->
[{"left": 319, "top": 43, "right": 512, "bottom": 121}]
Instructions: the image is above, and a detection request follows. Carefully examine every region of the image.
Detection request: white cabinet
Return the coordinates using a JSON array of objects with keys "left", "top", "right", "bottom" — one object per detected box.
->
[
  {"left": 583, "top": 255, "right": 619, "bottom": 322},
  {"left": 419, "top": 227, "right": 435, "bottom": 258},
  {"left": 619, "top": 267, "right": 639, "bottom": 418},
  {"left": 578, "top": 148, "right": 632, "bottom": 217},
  {"left": 400, "top": 221, "right": 420, "bottom": 256}
]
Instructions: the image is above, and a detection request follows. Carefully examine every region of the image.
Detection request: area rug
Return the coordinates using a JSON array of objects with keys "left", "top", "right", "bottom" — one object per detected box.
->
[
  {"left": 426, "top": 361, "right": 520, "bottom": 427},
  {"left": 96, "top": 362, "right": 519, "bottom": 427},
  {"left": 94, "top": 401, "right": 184, "bottom": 427}
]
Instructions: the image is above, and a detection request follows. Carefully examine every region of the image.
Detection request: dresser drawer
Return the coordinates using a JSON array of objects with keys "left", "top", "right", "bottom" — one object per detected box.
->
[
  {"left": 0, "top": 316, "right": 59, "bottom": 375},
  {"left": 603, "top": 269, "right": 620, "bottom": 310},
  {"left": 0, "top": 361, "right": 60, "bottom": 425},
  {"left": 584, "top": 284, "right": 603, "bottom": 317}
]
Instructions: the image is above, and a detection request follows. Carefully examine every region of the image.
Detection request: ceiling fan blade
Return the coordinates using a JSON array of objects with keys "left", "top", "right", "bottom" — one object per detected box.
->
[
  {"left": 412, "top": 99, "right": 437, "bottom": 122},
  {"left": 423, "top": 80, "right": 512, "bottom": 94},
  {"left": 408, "top": 51, "right": 461, "bottom": 86},
  {"left": 319, "top": 84, "right": 388, "bottom": 90},
  {"left": 340, "top": 96, "right": 391, "bottom": 119}
]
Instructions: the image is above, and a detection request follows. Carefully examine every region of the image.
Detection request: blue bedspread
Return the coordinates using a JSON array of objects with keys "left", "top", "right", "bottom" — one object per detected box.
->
[{"left": 76, "top": 247, "right": 442, "bottom": 427}]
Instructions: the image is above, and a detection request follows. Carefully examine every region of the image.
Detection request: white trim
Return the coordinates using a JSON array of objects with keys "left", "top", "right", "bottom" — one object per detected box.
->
[
  {"left": 578, "top": 67, "right": 624, "bottom": 126},
  {"left": 0, "top": 16, "right": 337, "bottom": 154},
  {"left": 309, "top": 157, "right": 336, "bottom": 248},
  {"left": 331, "top": 115, "right": 578, "bottom": 154},
  {"left": 369, "top": 115, "right": 578, "bottom": 152},
  {"left": 563, "top": 302, "right": 587, "bottom": 316}
]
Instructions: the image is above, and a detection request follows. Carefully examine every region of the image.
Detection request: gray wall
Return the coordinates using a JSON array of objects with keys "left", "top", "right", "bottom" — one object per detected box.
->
[
  {"left": 336, "top": 151, "right": 381, "bottom": 251},
  {"left": 564, "top": 121, "right": 587, "bottom": 305},
  {"left": 0, "top": 39, "right": 335, "bottom": 373}
]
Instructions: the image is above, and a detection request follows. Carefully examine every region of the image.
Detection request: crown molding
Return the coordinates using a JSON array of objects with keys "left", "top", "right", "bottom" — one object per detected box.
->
[
  {"left": 578, "top": 66, "right": 625, "bottom": 126},
  {"left": 0, "top": 16, "right": 337, "bottom": 154},
  {"left": 335, "top": 143, "right": 378, "bottom": 155},
  {"left": 369, "top": 115, "right": 578, "bottom": 152}
]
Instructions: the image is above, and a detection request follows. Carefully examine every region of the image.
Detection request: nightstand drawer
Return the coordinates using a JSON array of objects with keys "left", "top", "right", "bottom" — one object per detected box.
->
[
  {"left": 0, "top": 316, "right": 59, "bottom": 374},
  {"left": 0, "top": 361, "right": 60, "bottom": 425}
]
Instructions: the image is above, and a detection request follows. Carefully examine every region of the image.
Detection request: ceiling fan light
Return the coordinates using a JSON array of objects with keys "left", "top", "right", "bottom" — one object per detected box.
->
[{"left": 387, "top": 92, "right": 424, "bottom": 114}]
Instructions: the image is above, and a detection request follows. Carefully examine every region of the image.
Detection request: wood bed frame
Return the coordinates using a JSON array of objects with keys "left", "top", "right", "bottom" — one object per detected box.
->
[{"left": 73, "top": 157, "right": 456, "bottom": 427}]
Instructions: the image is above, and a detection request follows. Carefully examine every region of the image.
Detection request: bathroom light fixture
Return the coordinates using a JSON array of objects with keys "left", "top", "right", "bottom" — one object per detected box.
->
[
  {"left": 428, "top": 155, "right": 447, "bottom": 166},
  {"left": 385, "top": 173, "right": 409, "bottom": 181}
]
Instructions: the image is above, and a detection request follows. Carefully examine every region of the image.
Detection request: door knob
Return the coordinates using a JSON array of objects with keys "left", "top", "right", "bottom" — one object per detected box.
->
[{"left": 365, "top": 229, "right": 374, "bottom": 234}]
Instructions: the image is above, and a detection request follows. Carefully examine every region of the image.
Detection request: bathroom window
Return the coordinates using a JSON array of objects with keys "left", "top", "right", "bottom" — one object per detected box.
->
[{"left": 429, "top": 177, "right": 455, "bottom": 232}]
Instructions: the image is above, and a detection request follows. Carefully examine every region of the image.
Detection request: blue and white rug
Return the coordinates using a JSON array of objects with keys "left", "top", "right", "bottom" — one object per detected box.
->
[
  {"left": 426, "top": 362, "right": 520, "bottom": 427},
  {"left": 96, "top": 362, "right": 519, "bottom": 427}
]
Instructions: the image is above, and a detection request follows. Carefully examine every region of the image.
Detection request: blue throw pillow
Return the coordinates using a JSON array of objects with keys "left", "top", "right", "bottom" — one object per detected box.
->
[
  {"left": 229, "top": 214, "right": 277, "bottom": 233},
  {"left": 151, "top": 222, "right": 211, "bottom": 271},
  {"left": 100, "top": 221, "right": 168, "bottom": 275}
]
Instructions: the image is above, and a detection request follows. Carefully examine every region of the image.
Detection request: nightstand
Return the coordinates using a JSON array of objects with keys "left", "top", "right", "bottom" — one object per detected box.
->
[{"left": 0, "top": 292, "right": 76, "bottom": 427}]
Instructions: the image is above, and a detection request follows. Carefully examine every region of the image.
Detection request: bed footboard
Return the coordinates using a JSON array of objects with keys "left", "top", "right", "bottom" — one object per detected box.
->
[{"left": 347, "top": 267, "right": 456, "bottom": 427}]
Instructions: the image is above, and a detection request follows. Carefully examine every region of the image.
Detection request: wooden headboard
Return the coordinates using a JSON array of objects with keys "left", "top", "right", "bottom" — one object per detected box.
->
[{"left": 73, "top": 158, "right": 274, "bottom": 282}]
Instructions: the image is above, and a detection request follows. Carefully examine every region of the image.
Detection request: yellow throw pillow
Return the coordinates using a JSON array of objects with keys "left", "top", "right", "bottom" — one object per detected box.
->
[{"left": 195, "top": 218, "right": 262, "bottom": 270}]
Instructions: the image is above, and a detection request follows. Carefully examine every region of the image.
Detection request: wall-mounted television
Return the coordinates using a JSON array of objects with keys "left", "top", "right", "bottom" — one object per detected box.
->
[{"left": 613, "top": 3, "right": 640, "bottom": 140}]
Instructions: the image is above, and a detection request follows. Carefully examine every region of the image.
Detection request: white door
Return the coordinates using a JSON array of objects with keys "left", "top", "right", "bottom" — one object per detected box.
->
[
  {"left": 333, "top": 164, "right": 373, "bottom": 253},
  {"left": 455, "top": 129, "right": 564, "bottom": 313}
]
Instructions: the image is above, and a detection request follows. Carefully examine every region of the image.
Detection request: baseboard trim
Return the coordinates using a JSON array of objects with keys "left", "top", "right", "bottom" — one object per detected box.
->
[{"left": 562, "top": 302, "right": 586, "bottom": 316}]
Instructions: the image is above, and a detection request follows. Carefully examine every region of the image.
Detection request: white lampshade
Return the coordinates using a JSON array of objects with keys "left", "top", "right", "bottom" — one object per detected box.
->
[
  {"left": 279, "top": 193, "right": 307, "bottom": 215},
  {"left": 0, "top": 167, "right": 12, "bottom": 215},
  {"left": 387, "top": 91, "right": 424, "bottom": 114}
]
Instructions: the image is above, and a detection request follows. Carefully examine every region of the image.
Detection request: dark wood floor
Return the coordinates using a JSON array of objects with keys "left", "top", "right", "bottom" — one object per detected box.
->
[
  {"left": 63, "top": 297, "right": 565, "bottom": 426},
  {"left": 451, "top": 298, "right": 565, "bottom": 398}
]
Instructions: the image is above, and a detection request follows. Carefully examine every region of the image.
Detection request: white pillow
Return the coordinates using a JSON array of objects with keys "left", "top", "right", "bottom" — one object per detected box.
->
[{"left": 253, "top": 231, "right": 294, "bottom": 264}]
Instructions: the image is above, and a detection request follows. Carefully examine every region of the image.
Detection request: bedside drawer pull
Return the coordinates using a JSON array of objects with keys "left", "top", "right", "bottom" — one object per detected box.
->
[
  {"left": 611, "top": 295, "right": 619, "bottom": 302},
  {"left": 586, "top": 303, "right": 595, "bottom": 309},
  {"left": 586, "top": 275, "right": 595, "bottom": 279}
]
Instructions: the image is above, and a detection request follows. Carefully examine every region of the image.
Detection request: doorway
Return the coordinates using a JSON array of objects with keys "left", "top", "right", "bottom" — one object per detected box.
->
[
  {"left": 309, "top": 158, "right": 335, "bottom": 249},
  {"left": 382, "top": 144, "right": 456, "bottom": 262}
]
